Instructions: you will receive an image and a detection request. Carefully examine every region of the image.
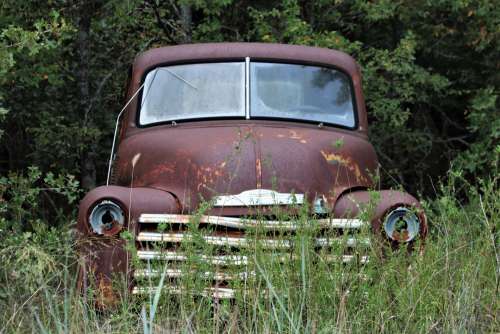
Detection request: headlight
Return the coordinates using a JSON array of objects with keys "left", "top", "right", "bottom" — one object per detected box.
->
[
  {"left": 89, "top": 200, "right": 125, "bottom": 235},
  {"left": 383, "top": 207, "right": 420, "bottom": 242}
]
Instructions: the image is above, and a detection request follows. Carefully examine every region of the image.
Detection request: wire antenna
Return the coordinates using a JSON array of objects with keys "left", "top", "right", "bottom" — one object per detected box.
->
[{"left": 106, "top": 82, "right": 145, "bottom": 186}]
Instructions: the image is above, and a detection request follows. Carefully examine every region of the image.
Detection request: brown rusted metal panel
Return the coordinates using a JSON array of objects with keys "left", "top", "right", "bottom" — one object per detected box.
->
[
  {"left": 112, "top": 122, "right": 378, "bottom": 211},
  {"left": 333, "top": 189, "right": 428, "bottom": 242},
  {"left": 76, "top": 238, "right": 129, "bottom": 308},
  {"left": 77, "top": 185, "right": 180, "bottom": 235}
]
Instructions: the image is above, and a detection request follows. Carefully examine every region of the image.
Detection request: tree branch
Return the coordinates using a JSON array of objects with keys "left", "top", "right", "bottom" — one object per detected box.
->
[{"left": 145, "top": 0, "right": 176, "bottom": 43}]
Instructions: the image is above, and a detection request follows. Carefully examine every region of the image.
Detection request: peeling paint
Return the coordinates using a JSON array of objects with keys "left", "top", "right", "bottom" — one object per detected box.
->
[
  {"left": 289, "top": 130, "right": 307, "bottom": 143},
  {"left": 256, "top": 158, "right": 262, "bottom": 189},
  {"left": 275, "top": 131, "right": 307, "bottom": 143},
  {"left": 320, "top": 150, "right": 368, "bottom": 183},
  {"left": 140, "top": 163, "right": 176, "bottom": 182}
]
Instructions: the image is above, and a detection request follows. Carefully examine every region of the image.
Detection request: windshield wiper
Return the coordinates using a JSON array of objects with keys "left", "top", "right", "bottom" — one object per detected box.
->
[{"left": 160, "top": 68, "right": 198, "bottom": 90}]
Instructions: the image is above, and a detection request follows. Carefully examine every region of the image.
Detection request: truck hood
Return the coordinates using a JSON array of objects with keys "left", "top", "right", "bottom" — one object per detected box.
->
[{"left": 114, "top": 122, "right": 378, "bottom": 212}]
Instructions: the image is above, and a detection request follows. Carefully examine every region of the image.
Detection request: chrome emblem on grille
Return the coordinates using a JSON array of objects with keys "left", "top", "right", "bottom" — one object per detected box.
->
[{"left": 213, "top": 189, "right": 304, "bottom": 207}]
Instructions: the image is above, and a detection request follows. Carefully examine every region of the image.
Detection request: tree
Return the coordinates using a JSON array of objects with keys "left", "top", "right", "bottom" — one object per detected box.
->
[{"left": 0, "top": 0, "right": 497, "bottom": 204}]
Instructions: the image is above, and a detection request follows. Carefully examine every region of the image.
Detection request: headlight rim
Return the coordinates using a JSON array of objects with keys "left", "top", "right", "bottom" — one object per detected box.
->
[
  {"left": 88, "top": 199, "right": 126, "bottom": 236},
  {"left": 383, "top": 206, "right": 421, "bottom": 243}
]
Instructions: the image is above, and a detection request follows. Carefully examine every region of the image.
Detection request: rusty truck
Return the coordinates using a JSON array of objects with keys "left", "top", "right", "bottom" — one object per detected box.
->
[{"left": 77, "top": 43, "right": 427, "bottom": 302}]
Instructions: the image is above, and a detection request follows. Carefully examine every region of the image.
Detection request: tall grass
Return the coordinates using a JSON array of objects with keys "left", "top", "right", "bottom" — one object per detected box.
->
[{"left": 0, "top": 176, "right": 498, "bottom": 333}]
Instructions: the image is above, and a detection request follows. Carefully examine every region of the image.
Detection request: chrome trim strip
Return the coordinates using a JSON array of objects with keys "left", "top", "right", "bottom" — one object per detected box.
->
[
  {"left": 132, "top": 286, "right": 236, "bottom": 299},
  {"left": 245, "top": 56, "right": 250, "bottom": 120},
  {"left": 136, "top": 250, "right": 369, "bottom": 264},
  {"left": 139, "top": 213, "right": 366, "bottom": 230},
  {"left": 137, "top": 232, "right": 369, "bottom": 248},
  {"left": 134, "top": 269, "right": 254, "bottom": 280},
  {"left": 137, "top": 251, "right": 248, "bottom": 265},
  {"left": 213, "top": 189, "right": 304, "bottom": 207}
]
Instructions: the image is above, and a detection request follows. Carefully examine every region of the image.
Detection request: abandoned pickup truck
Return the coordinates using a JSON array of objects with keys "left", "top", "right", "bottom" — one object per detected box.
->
[{"left": 77, "top": 43, "right": 427, "bottom": 301}]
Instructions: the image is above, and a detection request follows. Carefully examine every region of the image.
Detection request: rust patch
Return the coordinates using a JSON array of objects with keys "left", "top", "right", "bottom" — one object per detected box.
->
[
  {"left": 195, "top": 162, "right": 228, "bottom": 191},
  {"left": 320, "top": 150, "right": 367, "bottom": 183},
  {"left": 96, "top": 275, "right": 118, "bottom": 309},
  {"left": 256, "top": 158, "right": 262, "bottom": 189},
  {"left": 392, "top": 230, "right": 410, "bottom": 242},
  {"left": 289, "top": 130, "right": 307, "bottom": 143},
  {"left": 102, "top": 220, "right": 123, "bottom": 236},
  {"left": 275, "top": 131, "right": 307, "bottom": 143},
  {"left": 144, "top": 163, "right": 175, "bottom": 180}
]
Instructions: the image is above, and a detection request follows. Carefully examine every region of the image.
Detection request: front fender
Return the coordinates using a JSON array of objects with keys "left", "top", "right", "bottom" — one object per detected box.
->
[
  {"left": 333, "top": 189, "right": 428, "bottom": 239},
  {"left": 76, "top": 186, "right": 180, "bottom": 304},
  {"left": 77, "top": 185, "right": 180, "bottom": 235}
]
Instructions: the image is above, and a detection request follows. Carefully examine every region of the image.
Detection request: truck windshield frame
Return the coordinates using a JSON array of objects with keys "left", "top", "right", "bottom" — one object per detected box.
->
[{"left": 138, "top": 60, "right": 357, "bottom": 129}]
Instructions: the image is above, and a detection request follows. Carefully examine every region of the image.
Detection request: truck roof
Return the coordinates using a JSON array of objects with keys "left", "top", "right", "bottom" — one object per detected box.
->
[{"left": 134, "top": 42, "right": 358, "bottom": 75}]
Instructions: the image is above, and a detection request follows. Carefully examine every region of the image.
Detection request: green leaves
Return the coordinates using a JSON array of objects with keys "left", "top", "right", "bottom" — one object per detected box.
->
[
  {"left": 0, "top": 167, "right": 80, "bottom": 231},
  {"left": 454, "top": 87, "right": 499, "bottom": 175},
  {"left": 353, "top": 0, "right": 400, "bottom": 22},
  {"left": 0, "top": 10, "right": 73, "bottom": 77},
  {"left": 43, "top": 172, "right": 81, "bottom": 205},
  {"left": 0, "top": 0, "right": 497, "bottom": 209}
]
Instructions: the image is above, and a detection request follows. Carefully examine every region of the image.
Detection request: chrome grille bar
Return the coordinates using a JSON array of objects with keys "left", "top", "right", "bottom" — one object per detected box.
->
[
  {"left": 137, "top": 250, "right": 249, "bottom": 265},
  {"left": 137, "top": 250, "right": 369, "bottom": 264},
  {"left": 135, "top": 212, "right": 371, "bottom": 299},
  {"left": 137, "top": 232, "right": 369, "bottom": 248},
  {"left": 134, "top": 268, "right": 254, "bottom": 280},
  {"left": 132, "top": 286, "right": 236, "bottom": 299},
  {"left": 139, "top": 214, "right": 366, "bottom": 230}
]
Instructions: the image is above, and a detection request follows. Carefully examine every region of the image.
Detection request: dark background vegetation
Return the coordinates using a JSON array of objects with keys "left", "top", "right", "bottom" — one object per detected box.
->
[
  {"left": 0, "top": 1, "right": 498, "bottom": 332},
  {"left": 1, "top": 0, "right": 498, "bottom": 199}
]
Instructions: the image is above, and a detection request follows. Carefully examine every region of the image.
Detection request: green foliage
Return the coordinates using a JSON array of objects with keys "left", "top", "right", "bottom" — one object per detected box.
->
[
  {"left": 455, "top": 87, "right": 499, "bottom": 174},
  {"left": 28, "top": 116, "right": 102, "bottom": 173},
  {"left": 0, "top": 225, "right": 74, "bottom": 298},
  {"left": 0, "top": 9, "right": 72, "bottom": 146},
  {"left": 0, "top": 106, "right": 6, "bottom": 139},
  {"left": 0, "top": 10, "right": 73, "bottom": 81},
  {"left": 0, "top": 0, "right": 497, "bottom": 192},
  {"left": 0, "top": 166, "right": 80, "bottom": 232}
]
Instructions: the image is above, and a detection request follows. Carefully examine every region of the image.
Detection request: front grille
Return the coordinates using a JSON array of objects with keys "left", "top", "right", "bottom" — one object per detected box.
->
[{"left": 132, "top": 213, "right": 370, "bottom": 298}]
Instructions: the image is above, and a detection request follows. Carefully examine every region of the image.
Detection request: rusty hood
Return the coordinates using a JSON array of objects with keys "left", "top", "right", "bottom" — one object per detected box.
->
[{"left": 114, "top": 121, "right": 378, "bottom": 212}]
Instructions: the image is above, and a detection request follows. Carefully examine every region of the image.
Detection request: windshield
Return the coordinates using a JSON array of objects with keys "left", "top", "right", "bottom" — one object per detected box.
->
[
  {"left": 139, "top": 62, "right": 245, "bottom": 124},
  {"left": 250, "top": 63, "right": 354, "bottom": 127},
  {"left": 139, "top": 61, "right": 355, "bottom": 128}
]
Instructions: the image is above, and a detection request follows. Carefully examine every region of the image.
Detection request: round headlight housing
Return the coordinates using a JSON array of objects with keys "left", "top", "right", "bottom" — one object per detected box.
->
[
  {"left": 89, "top": 200, "right": 125, "bottom": 235},
  {"left": 383, "top": 207, "right": 420, "bottom": 242}
]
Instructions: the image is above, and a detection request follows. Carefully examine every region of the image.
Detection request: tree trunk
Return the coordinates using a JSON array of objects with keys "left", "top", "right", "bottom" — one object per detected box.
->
[
  {"left": 77, "top": 2, "right": 96, "bottom": 190},
  {"left": 180, "top": 4, "right": 192, "bottom": 43}
]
